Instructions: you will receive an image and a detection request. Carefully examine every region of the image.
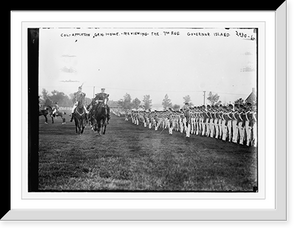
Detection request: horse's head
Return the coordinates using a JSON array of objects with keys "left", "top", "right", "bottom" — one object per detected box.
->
[
  {"left": 95, "top": 101, "right": 107, "bottom": 118},
  {"left": 77, "top": 100, "right": 83, "bottom": 108},
  {"left": 44, "top": 105, "right": 53, "bottom": 112}
]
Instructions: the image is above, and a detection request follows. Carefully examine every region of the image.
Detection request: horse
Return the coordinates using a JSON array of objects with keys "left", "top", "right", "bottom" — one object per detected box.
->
[
  {"left": 94, "top": 101, "right": 108, "bottom": 135},
  {"left": 39, "top": 105, "right": 53, "bottom": 124},
  {"left": 73, "top": 101, "right": 86, "bottom": 134},
  {"left": 51, "top": 110, "right": 67, "bottom": 124}
]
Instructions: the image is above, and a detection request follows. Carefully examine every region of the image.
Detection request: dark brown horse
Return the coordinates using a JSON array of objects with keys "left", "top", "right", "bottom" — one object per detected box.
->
[
  {"left": 74, "top": 101, "right": 86, "bottom": 134},
  {"left": 51, "top": 110, "right": 67, "bottom": 124},
  {"left": 94, "top": 102, "right": 108, "bottom": 135},
  {"left": 39, "top": 105, "right": 53, "bottom": 124}
]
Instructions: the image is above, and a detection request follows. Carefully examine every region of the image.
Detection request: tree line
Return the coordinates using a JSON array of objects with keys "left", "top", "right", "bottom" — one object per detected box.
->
[
  {"left": 39, "top": 88, "right": 92, "bottom": 107},
  {"left": 115, "top": 92, "right": 231, "bottom": 111},
  {"left": 39, "top": 88, "right": 252, "bottom": 110}
]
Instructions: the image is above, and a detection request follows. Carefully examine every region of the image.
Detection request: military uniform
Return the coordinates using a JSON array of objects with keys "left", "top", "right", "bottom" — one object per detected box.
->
[
  {"left": 195, "top": 107, "right": 201, "bottom": 135},
  {"left": 52, "top": 102, "right": 59, "bottom": 116},
  {"left": 227, "top": 104, "right": 234, "bottom": 142},
  {"left": 181, "top": 104, "right": 191, "bottom": 137},
  {"left": 70, "top": 86, "right": 89, "bottom": 122},
  {"left": 189, "top": 108, "right": 195, "bottom": 135},
  {"left": 202, "top": 106, "right": 208, "bottom": 136},
  {"left": 218, "top": 106, "right": 223, "bottom": 139},
  {"left": 237, "top": 106, "right": 246, "bottom": 145},
  {"left": 179, "top": 110, "right": 185, "bottom": 133},
  {"left": 252, "top": 106, "right": 257, "bottom": 147},
  {"left": 199, "top": 107, "right": 204, "bottom": 136},
  {"left": 209, "top": 107, "right": 215, "bottom": 138},
  {"left": 245, "top": 104, "right": 253, "bottom": 146},
  {"left": 93, "top": 88, "right": 111, "bottom": 123},
  {"left": 213, "top": 106, "right": 219, "bottom": 139},
  {"left": 232, "top": 104, "right": 240, "bottom": 143}
]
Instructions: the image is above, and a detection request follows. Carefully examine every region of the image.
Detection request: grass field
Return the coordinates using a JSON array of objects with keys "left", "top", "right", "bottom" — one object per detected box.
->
[{"left": 38, "top": 113, "right": 258, "bottom": 192}]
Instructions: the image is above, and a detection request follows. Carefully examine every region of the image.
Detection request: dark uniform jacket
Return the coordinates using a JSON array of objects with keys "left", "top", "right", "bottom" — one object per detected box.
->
[{"left": 73, "top": 91, "right": 86, "bottom": 104}]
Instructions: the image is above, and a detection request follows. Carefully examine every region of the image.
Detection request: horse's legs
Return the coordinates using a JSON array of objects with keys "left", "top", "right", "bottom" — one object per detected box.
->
[
  {"left": 44, "top": 115, "right": 48, "bottom": 124},
  {"left": 74, "top": 119, "right": 78, "bottom": 133},
  {"left": 80, "top": 119, "right": 84, "bottom": 134},
  {"left": 97, "top": 119, "right": 101, "bottom": 134},
  {"left": 103, "top": 124, "right": 106, "bottom": 134},
  {"left": 59, "top": 115, "right": 66, "bottom": 124},
  {"left": 101, "top": 119, "right": 106, "bottom": 134}
]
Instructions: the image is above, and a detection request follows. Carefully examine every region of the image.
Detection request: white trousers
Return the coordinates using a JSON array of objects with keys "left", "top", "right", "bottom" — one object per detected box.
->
[
  {"left": 253, "top": 122, "right": 257, "bottom": 147},
  {"left": 214, "top": 118, "right": 219, "bottom": 138},
  {"left": 72, "top": 102, "right": 89, "bottom": 113},
  {"left": 245, "top": 121, "right": 252, "bottom": 146},
  {"left": 232, "top": 120, "right": 238, "bottom": 143},
  {"left": 222, "top": 120, "right": 227, "bottom": 141},
  {"left": 238, "top": 122, "right": 245, "bottom": 144},
  {"left": 227, "top": 120, "right": 232, "bottom": 142}
]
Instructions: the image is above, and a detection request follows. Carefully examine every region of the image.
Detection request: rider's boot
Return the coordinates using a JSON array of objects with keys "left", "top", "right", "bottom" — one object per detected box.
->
[
  {"left": 107, "top": 106, "right": 110, "bottom": 124},
  {"left": 70, "top": 113, "right": 74, "bottom": 122}
]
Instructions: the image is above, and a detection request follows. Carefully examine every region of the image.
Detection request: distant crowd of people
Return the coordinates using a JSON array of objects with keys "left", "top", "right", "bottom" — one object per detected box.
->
[{"left": 129, "top": 102, "right": 257, "bottom": 147}]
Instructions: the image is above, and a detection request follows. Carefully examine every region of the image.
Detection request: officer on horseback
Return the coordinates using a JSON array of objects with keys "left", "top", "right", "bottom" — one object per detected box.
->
[
  {"left": 70, "top": 84, "right": 89, "bottom": 122},
  {"left": 52, "top": 102, "right": 59, "bottom": 117},
  {"left": 93, "top": 88, "right": 111, "bottom": 123}
]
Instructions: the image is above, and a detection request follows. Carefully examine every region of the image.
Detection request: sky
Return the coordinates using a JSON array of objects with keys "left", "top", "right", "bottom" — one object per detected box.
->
[{"left": 39, "top": 27, "right": 257, "bottom": 108}]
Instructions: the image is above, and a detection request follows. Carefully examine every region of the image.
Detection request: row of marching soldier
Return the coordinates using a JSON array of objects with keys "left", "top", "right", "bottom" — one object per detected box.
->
[{"left": 129, "top": 102, "right": 257, "bottom": 147}]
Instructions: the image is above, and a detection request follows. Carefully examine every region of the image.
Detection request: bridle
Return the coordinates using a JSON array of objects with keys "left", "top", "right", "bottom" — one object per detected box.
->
[{"left": 76, "top": 107, "right": 85, "bottom": 117}]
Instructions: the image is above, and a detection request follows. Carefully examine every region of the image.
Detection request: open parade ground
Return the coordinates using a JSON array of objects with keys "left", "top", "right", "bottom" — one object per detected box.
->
[{"left": 38, "top": 113, "right": 257, "bottom": 192}]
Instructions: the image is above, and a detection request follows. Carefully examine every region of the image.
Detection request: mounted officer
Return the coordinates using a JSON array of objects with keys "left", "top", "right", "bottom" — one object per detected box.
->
[
  {"left": 70, "top": 84, "right": 89, "bottom": 122},
  {"left": 52, "top": 102, "right": 59, "bottom": 117},
  {"left": 93, "top": 88, "right": 111, "bottom": 124}
]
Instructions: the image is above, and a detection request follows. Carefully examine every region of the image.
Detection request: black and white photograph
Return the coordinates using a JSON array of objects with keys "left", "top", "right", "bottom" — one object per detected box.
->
[
  {"left": 5, "top": 2, "right": 290, "bottom": 225},
  {"left": 34, "top": 25, "right": 258, "bottom": 192}
]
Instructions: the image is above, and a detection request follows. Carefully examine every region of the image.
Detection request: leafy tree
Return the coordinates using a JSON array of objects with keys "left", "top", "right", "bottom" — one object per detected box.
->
[
  {"left": 50, "top": 90, "right": 66, "bottom": 104},
  {"left": 41, "top": 88, "right": 49, "bottom": 101},
  {"left": 131, "top": 97, "right": 141, "bottom": 109},
  {"left": 107, "top": 100, "right": 120, "bottom": 108},
  {"left": 118, "top": 93, "right": 132, "bottom": 110},
  {"left": 183, "top": 95, "right": 193, "bottom": 106},
  {"left": 142, "top": 94, "right": 152, "bottom": 110},
  {"left": 207, "top": 91, "right": 221, "bottom": 105},
  {"left": 172, "top": 104, "right": 181, "bottom": 111},
  {"left": 49, "top": 90, "right": 74, "bottom": 107},
  {"left": 162, "top": 94, "right": 172, "bottom": 110},
  {"left": 43, "top": 98, "right": 53, "bottom": 107},
  {"left": 69, "top": 93, "right": 75, "bottom": 104}
]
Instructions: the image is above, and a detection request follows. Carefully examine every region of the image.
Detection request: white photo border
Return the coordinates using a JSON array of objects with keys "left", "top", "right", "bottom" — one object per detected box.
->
[{"left": 7, "top": 5, "right": 286, "bottom": 220}]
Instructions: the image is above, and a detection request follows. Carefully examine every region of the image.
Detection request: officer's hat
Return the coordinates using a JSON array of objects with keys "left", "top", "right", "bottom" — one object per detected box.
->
[{"left": 78, "top": 85, "right": 82, "bottom": 90}]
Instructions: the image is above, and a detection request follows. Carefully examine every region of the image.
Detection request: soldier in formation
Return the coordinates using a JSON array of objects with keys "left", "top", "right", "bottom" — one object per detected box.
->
[{"left": 128, "top": 103, "right": 257, "bottom": 147}]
